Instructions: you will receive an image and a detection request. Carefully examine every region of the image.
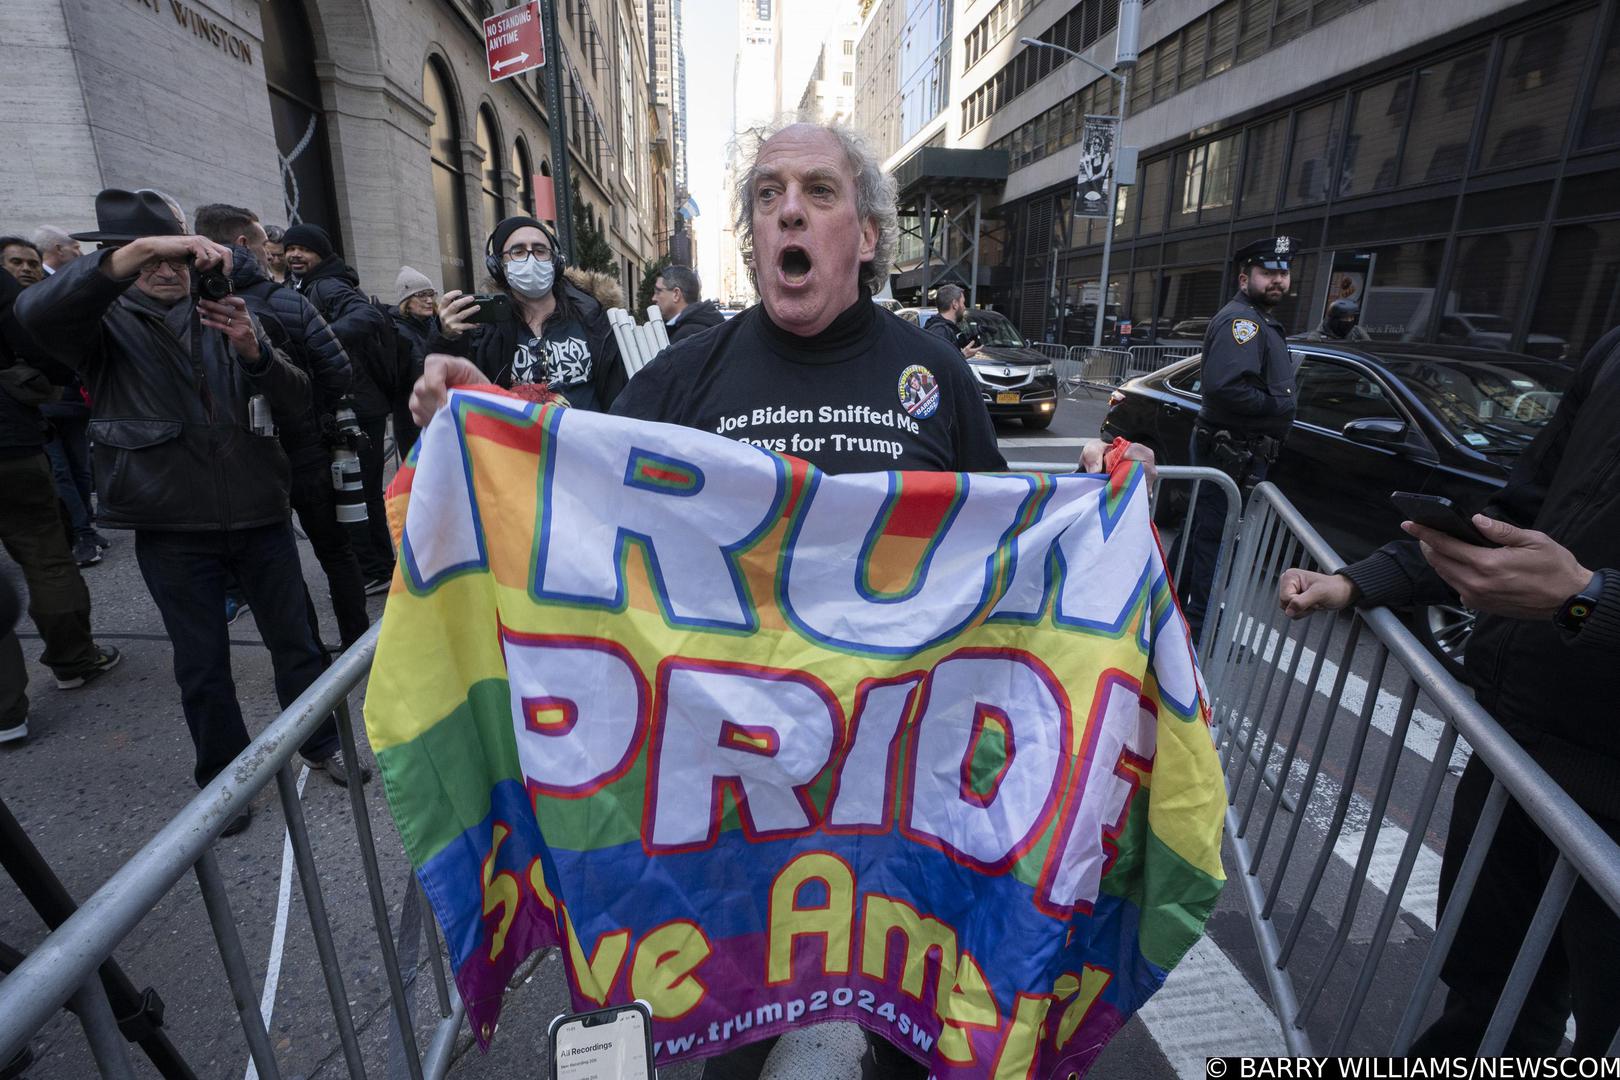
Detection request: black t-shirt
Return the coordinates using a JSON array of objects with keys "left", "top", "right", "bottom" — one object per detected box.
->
[
  {"left": 610, "top": 294, "right": 1006, "bottom": 475},
  {"left": 513, "top": 313, "right": 598, "bottom": 412}
]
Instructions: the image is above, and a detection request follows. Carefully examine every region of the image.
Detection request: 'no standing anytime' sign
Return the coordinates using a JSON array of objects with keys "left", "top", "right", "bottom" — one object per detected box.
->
[{"left": 485, "top": 2, "right": 544, "bottom": 82}]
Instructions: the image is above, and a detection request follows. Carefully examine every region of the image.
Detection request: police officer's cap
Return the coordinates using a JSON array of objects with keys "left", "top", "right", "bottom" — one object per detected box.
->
[{"left": 1234, "top": 236, "right": 1301, "bottom": 271}]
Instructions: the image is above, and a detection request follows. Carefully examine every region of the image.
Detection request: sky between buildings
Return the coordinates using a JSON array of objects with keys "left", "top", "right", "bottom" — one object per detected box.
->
[{"left": 683, "top": 0, "right": 851, "bottom": 300}]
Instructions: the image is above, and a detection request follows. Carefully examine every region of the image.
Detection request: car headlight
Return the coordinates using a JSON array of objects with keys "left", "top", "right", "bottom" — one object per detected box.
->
[{"left": 1032, "top": 364, "right": 1055, "bottom": 378}]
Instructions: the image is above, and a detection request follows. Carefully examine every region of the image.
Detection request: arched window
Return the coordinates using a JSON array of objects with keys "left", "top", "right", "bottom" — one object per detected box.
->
[
  {"left": 477, "top": 106, "right": 505, "bottom": 231},
  {"left": 511, "top": 138, "right": 536, "bottom": 216},
  {"left": 261, "top": 2, "right": 340, "bottom": 232},
  {"left": 425, "top": 60, "right": 472, "bottom": 291}
]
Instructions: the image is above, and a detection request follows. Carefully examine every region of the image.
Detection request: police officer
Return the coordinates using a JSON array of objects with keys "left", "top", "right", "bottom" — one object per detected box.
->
[
  {"left": 1180, "top": 235, "right": 1300, "bottom": 643},
  {"left": 1305, "top": 297, "right": 1370, "bottom": 342}
]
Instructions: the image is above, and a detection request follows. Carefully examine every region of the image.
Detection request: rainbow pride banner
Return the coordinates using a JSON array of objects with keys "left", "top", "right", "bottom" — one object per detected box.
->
[{"left": 364, "top": 388, "right": 1226, "bottom": 1077}]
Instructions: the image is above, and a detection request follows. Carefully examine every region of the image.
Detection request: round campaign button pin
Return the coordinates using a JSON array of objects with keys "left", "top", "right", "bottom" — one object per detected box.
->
[{"left": 898, "top": 364, "right": 940, "bottom": 419}]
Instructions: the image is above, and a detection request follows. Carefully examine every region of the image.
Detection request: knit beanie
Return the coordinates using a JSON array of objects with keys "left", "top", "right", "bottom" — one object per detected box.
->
[
  {"left": 490, "top": 215, "right": 558, "bottom": 259},
  {"left": 281, "top": 223, "right": 334, "bottom": 260},
  {"left": 394, "top": 265, "right": 435, "bottom": 305}
]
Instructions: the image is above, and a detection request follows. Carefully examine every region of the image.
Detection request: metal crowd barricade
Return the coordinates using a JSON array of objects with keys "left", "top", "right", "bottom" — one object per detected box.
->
[
  {"left": 1028, "top": 341, "right": 1071, "bottom": 364},
  {"left": 1207, "top": 481, "right": 1620, "bottom": 1055},
  {"left": 0, "top": 625, "right": 466, "bottom": 1079}
]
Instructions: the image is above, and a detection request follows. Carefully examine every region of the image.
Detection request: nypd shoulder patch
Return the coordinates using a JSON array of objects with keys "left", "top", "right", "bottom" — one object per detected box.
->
[{"left": 1231, "top": 319, "right": 1259, "bottom": 345}]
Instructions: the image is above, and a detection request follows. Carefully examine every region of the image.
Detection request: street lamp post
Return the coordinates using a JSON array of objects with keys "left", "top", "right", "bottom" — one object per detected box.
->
[{"left": 1019, "top": 21, "right": 1137, "bottom": 351}]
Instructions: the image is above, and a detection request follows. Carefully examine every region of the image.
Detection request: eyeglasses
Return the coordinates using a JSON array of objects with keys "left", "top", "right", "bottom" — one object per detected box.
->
[
  {"left": 139, "top": 256, "right": 187, "bottom": 275},
  {"left": 652, "top": 283, "right": 671, "bottom": 295},
  {"left": 502, "top": 245, "right": 553, "bottom": 261}
]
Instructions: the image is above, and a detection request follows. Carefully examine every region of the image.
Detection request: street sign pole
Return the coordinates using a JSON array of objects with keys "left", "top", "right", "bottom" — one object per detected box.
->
[
  {"left": 538, "top": 0, "right": 575, "bottom": 263},
  {"left": 1092, "top": 68, "right": 1126, "bottom": 351}
]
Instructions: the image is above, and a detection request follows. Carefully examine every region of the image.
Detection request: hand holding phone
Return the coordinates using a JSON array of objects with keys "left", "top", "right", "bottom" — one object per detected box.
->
[
  {"left": 1389, "top": 491, "right": 1496, "bottom": 547},
  {"left": 549, "top": 1002, "right": 655, "bottom": 1080}
]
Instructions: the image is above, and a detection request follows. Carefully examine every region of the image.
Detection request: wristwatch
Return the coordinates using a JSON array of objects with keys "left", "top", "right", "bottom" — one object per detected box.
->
[{"left": 1553, "top": 570, "right": 1605, "bottom": 634}]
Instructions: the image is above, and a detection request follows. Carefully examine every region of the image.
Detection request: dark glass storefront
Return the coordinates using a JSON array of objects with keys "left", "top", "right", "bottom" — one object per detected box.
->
[{"left": 987, "top": 0, "right": 1620, "bottom": 361}]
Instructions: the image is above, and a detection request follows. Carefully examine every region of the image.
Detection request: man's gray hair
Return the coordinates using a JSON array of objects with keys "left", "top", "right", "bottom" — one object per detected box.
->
[
  {"left": 733, "top": 117, "right": 899, "bottom": 294},
  {"left": 934, "top": 284, "right": 964, "bottom": 312},
  {"left": 659, "top": 264, "right": 702, "bottom": 303},
  {"left": 33, "top": 225, "right": 74, "bottom": 252}
]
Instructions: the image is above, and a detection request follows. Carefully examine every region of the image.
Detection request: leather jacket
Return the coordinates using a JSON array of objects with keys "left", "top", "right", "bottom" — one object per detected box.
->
[{"left": 15, "top": 250, "right": 309, "bottom": 530}]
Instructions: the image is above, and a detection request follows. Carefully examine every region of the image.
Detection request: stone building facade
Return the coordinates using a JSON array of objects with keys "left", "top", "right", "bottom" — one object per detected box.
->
[{"left": 1, "top": 0, "right": 675, "bottom": 298}]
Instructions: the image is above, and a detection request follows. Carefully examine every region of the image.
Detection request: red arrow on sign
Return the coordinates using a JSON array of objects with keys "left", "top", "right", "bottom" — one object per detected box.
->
[{"left": 485, "top": 2, "right": 544, "bottom": 83}]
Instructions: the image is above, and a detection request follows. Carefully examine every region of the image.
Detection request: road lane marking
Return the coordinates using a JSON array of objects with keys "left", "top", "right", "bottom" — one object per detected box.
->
[
  {"left": 245, "top": 764, "right": 310, "bottom": 1080},
  {"left": 1138, "top": 935, "right": 1288, "bottom": 1077},
  {"left": 996, "top": 437, "right": 1093, "bottom": 448}
]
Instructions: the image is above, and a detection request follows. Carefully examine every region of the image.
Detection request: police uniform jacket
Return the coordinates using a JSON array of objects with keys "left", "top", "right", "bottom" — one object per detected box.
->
[{"left": 1198, "top": 291, "right": 1295, "bottom": 435}]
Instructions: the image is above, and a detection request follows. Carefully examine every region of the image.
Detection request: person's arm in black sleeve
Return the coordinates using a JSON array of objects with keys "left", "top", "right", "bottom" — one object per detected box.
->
[
  {"left": 296, "top": 294, "right": 352, "bottom": 402},
  {"left": 425, "top": 321, "right": 478, "bottom": 365},
  {"left": 590, "top": 308, "right": 627, "bottom": 409},
  {"left": 12, "top": 250, "right": 126, "bottom": 367},
  {"left": 236, "top": 320, "right": 311, "bottom": 416},
  {"left": 1201, "top": 322, "right": 1289, "bottom": 418},
  {"left": 319, "top": 281, "right": 387, "bottom": 355}
]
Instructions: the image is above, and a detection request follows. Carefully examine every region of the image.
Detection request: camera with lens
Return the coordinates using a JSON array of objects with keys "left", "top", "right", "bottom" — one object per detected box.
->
[
  {"left": 329, "top": 400, "right": 371, "bottom": 525},
  {"left": 190, "top": 257, "right": 233, "bottom": 301}
]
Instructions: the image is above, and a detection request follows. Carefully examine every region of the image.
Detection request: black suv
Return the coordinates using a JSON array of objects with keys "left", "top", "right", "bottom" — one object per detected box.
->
[{"left": 957, "top": 310, "right": 1061, "bottom": 429}]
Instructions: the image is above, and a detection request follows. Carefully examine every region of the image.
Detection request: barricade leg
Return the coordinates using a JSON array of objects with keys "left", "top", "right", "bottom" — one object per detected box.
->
[
  {"left": 333, "top": 697, "right": 427, "bottom": 1080},
  {"left": 1295, "top": 678, "right": 1421, "bottom": 1025},
  {"left": 274, "top": 762, "right": 369, "bottom": 1079},
  {"left": 71, "top": 975, "right": 138, "bottom": 1080},
  {"left": 1277, "top": 644, "right": 1392, "bottom": 969},
  {"left": 194, "top": 849, "right": 283, "bottom": 1080},
  {"left": 1478, "top": 858, "right": 1577, "bottom": 1055},
  {"left": 1261, "top": 617, "right": 1363, "bottom": 920},
  {"left": 1331, "top": 724, "right": 1462, "bottom": 1052}
]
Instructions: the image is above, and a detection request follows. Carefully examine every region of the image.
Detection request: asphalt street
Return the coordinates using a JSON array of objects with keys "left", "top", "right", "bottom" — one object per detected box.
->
[{"left": 0, "top": 390, "right": 1502, "bottom": 1079}]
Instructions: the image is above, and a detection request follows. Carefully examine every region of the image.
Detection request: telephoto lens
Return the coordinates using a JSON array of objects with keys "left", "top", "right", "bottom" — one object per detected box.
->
[
  {"left": 330, "top": 401, "right": 368, "bottom": 524},
  {"left": 331, "top": 446, "right": 367, "bottom": 524}
]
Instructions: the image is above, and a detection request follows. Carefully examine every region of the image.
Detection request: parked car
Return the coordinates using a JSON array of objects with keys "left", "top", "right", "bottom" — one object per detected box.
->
[
  {"left": 1100, "top": 342, "right": 1572, "bottom": 672},
  {"left": 958, "top": 309, "right": 1061, "bottom": 429}
]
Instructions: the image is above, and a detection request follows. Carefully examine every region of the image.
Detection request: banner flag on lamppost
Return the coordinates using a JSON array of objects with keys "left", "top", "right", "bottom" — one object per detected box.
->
[{"left": 1075, "top": 115, "right": 1119, "bottom": 218}]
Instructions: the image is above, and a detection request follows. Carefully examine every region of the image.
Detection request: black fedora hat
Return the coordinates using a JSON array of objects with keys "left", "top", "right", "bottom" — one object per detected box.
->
[{"left": 71, "top": 189, "right": 184, "bottom": 244}]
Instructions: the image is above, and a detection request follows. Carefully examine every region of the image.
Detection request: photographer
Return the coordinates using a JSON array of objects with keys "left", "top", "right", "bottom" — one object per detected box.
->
[
  {"left": 195, "top": 203, "right": 370, "bottom": 650},
  {"left": 428, "top": 216, "right": 623, "bottom": 411},
  {"left": 282, "top": 223, "right": 395, "bottom": 594},
  {"left": 922, "top": 284, "right": 981, "bottom": 359},
  {"left": 16, "top": 189, "right": 367, "bottom": 834}
]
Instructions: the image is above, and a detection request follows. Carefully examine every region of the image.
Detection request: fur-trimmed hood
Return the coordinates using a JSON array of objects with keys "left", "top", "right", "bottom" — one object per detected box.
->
[{"left": 563, "top": 267, "right": 625, "bottom": 311}]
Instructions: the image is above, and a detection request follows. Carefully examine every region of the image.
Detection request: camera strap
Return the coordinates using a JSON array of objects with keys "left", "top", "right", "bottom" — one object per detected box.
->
[{"left": 186, "top": 303, "right": 217, "bottom": 422}]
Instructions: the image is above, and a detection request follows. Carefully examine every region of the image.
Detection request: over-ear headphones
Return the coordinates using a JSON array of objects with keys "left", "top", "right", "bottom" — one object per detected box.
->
[{"left": 485, "top": 218, "right": 565, "bottom": 287}]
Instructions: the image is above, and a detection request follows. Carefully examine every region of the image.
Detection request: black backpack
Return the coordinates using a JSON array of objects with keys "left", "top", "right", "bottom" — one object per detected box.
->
[{"left": 366, "top": 295, "right": 401, "bottom": 398}]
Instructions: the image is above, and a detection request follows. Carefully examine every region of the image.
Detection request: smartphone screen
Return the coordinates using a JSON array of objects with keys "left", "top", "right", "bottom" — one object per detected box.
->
[{"left": 550, "top": 1004, "right": 653, "bottom": 1080}]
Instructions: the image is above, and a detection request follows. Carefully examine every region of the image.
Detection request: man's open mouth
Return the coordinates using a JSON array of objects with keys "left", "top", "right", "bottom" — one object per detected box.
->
[{"left": 779, "top": 246, "right": 812, "bottom": 285}]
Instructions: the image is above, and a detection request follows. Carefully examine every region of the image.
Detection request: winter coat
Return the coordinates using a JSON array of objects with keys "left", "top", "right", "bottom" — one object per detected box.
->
[
  {"left": 667, "top": 299, "right": 726, "bottom": 343},
  {"left": 15, "top": 250, "right": 309, "bottom": 531},
  {"left": 1, "top": 268, "right": 76, "bottom": 454},
  {"left": 231, "top": 246, "right": 352, "bottom": 470},
  {"left": 296, "top": 257, "right": 391, "bottom": 419},
  {"left": 423, "top": 274, "right": 625, "bottom": 410}
]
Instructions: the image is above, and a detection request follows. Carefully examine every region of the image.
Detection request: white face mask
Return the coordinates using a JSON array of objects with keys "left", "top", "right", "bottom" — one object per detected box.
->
[{"left": 505, "top": 255, "right": 555, "bottom": 299}]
